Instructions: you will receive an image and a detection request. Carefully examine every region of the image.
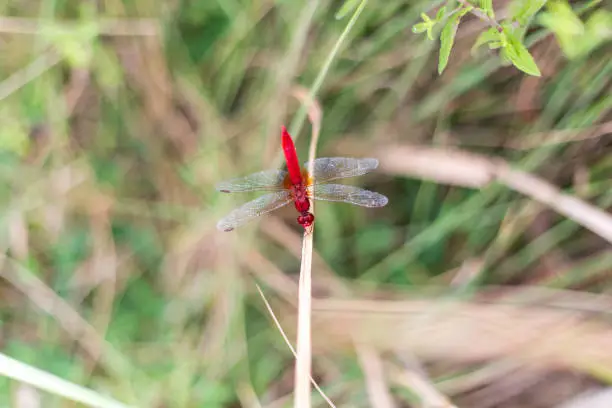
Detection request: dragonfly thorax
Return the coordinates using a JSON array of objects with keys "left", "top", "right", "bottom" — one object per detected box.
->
[{"left": 291, "top": 183, "right": 310, "bottom": 213}]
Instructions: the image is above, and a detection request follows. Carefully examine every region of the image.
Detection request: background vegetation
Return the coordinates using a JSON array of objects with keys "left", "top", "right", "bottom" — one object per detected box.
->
[{"left": 0, "top": 0, "right": 611, "bottom": 407}]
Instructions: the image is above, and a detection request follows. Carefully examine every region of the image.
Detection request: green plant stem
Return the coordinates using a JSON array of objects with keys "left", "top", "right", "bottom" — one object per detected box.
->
[{"left": 289, "top": 0, "right": 369, "bottom": 138}]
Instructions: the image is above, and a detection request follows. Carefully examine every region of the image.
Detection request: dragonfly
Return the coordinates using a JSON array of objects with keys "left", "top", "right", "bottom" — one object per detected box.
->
[{"left": 216, "top": 126, "right": 388, "bottom": 232}]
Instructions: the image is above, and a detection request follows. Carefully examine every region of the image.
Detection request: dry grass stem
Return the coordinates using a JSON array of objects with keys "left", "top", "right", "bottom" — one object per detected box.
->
[
  {"left": 237, "top": 382, "right": 264, "bottom": 408},
  {"left": 245, "top": 250, "right": 299, "bottom": 304},
  {"left": 362, "top": 144, "right": 612, "bottom": 245},
  {"left": 304, "top": 298, "right": 612, "bottom": 376},
  {"left": 0, "top": 352, "right": 131, "bottom": 408},
  {"left": 376, "top": 145, "right": 496, "bottom": 188},
  {"left": 389, "top": 365, "right": 458, "bottom": 408},
  {"left": 510, "top": 121, "right": 612, "bottom": 149},
  {"left": 0, "top": 49, "right": 62, "bottom": 101},
  {"left": 435, "top": 360, "right": 525, "bottom": 396},
  {"left": 292, "top": 85, "right": 323, "bottom": 408},
  {"left": 356, "top": 345, "right": 397, "bottom": 408},
  {"left": 255, "top": 285, "right": 337, "bottom": 408},
  {"left": 495, "top": 165, "right": 612, "bottom": 244},
  {"left": 0, "top": 17, "right": 159, "bottom": 36}
]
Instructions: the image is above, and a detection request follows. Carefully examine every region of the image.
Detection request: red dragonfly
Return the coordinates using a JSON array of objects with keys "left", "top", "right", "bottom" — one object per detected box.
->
[{"left": 216, "top": 126, "right": 388, "bottom": 232}]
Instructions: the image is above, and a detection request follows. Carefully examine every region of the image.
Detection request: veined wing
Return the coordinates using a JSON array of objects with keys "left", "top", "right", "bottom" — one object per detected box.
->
[
  {"left": 305, "top": 158, "right": 379, "bottom": 184},
  {"left": 217, "top": 191, "right": 292, "bottom": 231},
  {"left": 308, "top": 184, "right": 388, "bottom": 208},
  {"left": 216, "top": 169, "right": 287, "bottom": 193}
]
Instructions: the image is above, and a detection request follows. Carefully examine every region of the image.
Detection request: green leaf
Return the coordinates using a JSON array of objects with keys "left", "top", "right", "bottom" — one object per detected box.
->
[
  {"left": 438, "top": 8, "right": 468, "bottom": 74},
  {"left": 539, "top": 0, "right": 584, "bottom": 35},
  {"left": 335, "top": 0, "right": 361, "bottom": 19},
  {"left": 586, "top": 9, "right": 612, "bottom": 37},
  {"left": 426, "top": 24, "right": 435, "bottom": 40},
  {"left": 479, "top": 0, "right": 495, "bottom": 18},
  {"left": 41, "top": 22, "right": 98, "bottom": 67},
  {"left": 499, "top": 48, "right": 512, "bottom": 66},
  {"left": 412, "top": 22, "right": 428, "bottom": 34},
  {"left": 501, "top": 29, "right": 541, "bottom": 76},
  {"left": 471, "top": 26, "right": 502, "bottom": 54},
  {"left": 436, "top": 6, "right": 447, "bottom": 21},
  {"left": 537, "top": 0, "right": 596, "bottom": 59},
  {"left": 510, "top": 0, "right": 548, "bottom": 25}
]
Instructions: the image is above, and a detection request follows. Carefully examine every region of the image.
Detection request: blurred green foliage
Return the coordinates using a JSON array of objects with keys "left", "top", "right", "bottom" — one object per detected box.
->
[{"left": 0, "top": 0, "right": 611, "bottom": 406}]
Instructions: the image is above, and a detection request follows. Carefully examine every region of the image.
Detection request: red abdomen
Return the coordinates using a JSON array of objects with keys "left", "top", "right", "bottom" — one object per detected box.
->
[{"left": 281, "top": 126, "right": 303, "bottom": 186}]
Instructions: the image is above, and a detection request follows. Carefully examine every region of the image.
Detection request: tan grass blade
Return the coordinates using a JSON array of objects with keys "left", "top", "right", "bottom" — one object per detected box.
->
[
  {"left": 388, "top": 364, "right": 458, "bottom": 408},
  {"left": 351, "top": 142, "right": 612, "bottom": 245},
  {"left": 0, "top": 353, "right": 131, "bottom": 408},
  {"left": 305, "top": 298, "right": 612, "bottom": 377},
  {"left": 0, "top": 49, "right": 62, "bottom": 101},
  {"left": 355, "top": 345, "right": 397, "bottom": 408},
  {"left": 377, "top": 144, "right": 496, "bottom": 188},
  {"left": 494, "top": 164, "right": 612, "bottom": 243}
]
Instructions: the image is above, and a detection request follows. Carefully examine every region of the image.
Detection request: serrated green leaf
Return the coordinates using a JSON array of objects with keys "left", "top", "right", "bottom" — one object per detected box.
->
[
  {"left": 438, "top": 10, "right": 464, "bottom": 74},
  {"left": 335, "top": 0, "right": 361, "bottom": 19},
  {"left": 502, "top": 29, "right": 541, "bottom": 76},
  {"left": 480, "top": 0, "right": 495, "bottom": 18}
]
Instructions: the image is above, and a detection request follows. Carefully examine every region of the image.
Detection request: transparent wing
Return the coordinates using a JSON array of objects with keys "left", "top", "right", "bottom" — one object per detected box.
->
[
  {"left": 216, "top": 169, "right": 287, "bottom": 193},
  {"left": 308, "top": 184, "right": 388, "bottom": 208},
  {"left": 305, "top": 157, "right": 379, "bottom": 184},
  {"left": 217, "top": 191, "right": 292, "bottom": 231}
]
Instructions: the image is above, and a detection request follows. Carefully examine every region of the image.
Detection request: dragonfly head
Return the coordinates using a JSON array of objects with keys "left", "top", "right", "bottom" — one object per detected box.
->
[{"left": 297, "top": 212, "right": 314, "bottom": 228}]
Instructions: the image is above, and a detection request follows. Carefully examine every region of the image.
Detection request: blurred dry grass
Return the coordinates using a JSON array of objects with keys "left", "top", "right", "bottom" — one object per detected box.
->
[{"left": 0, "top": 1, "right": 611, "bottom": 408}]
